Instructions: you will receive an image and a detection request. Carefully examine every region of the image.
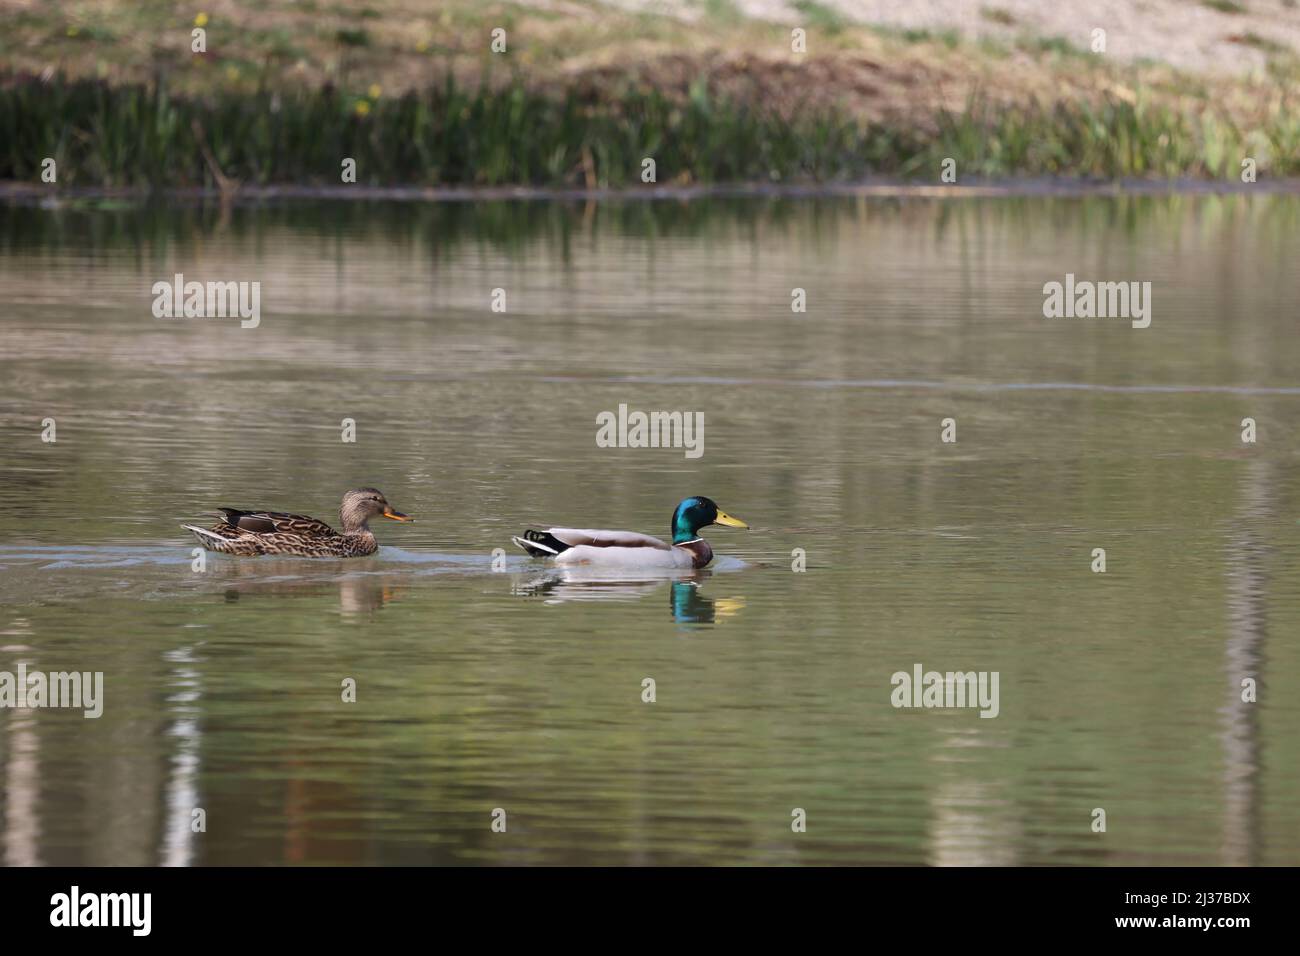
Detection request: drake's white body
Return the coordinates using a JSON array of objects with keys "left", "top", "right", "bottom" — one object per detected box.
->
[
  {"left": 512, "top": 498, "right": 745, "bottom": 571},
  {"left": 512, "top": 527, "right": 708, "bottom": 570}
]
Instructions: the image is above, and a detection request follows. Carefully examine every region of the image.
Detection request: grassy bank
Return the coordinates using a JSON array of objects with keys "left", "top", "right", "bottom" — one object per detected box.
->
[
  {"left": 2, "top": 1, "right": 1299, "bottom": 189},
  {"left": 0, "top": 72, "right": 886, "bottom": 189},
  {"left": 4, "top": 70, "right": 1298, "bottom": 190}
]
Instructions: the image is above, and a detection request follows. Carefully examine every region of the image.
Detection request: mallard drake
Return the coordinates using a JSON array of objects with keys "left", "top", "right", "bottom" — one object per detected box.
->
[
  {"left": 511, "top": 496, "right": 748, "bottom": 570},
  {"left": 182, "top": 487, "right": 412, "bottom": 557}
]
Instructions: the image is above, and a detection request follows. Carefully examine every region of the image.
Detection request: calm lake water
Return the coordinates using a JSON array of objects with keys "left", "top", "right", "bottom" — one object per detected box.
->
[{"left": 1, "top": 193, "right": 1298, "bottom": 865}]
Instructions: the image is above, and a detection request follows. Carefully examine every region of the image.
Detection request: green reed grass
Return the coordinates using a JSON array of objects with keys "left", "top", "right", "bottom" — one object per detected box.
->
[{"left": 1, "top": 72, "right": 1295, "bottom": 190}]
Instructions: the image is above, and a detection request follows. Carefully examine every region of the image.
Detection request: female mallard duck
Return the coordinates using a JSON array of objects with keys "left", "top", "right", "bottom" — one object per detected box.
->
[
  {"left": 511, "top": 496, "right": 748, "bottom": 570},
  {"left": 182, "top": 488, "right": 412, "bottom": 557}
]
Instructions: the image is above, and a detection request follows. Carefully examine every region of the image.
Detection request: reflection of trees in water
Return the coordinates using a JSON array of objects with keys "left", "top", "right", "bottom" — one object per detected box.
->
[
  {"left": 1221, "top": 460, "right": 1269, "bottom": 866},
  {"left": 929, "top": 779, "right": 1020, "bottom": 867},
  {"left": 2, "top": 659, "right": 167, "bottom": 866},
  {"left": 0, "top": 197, "right": 836, "bottom": 262},
  {"left": 2, "top": 694, "right": 40, "bottom": 866},
  {"left": 927, "top": 730, "right": 1021, "bottom": 867},
  {"left": 160, "top": 644, "right": 203, "bottom": 867}
]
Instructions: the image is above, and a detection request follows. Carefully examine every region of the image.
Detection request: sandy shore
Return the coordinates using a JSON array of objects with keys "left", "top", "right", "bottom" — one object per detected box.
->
[{"left": 603, "top": 0, "right": 1300, "bottom": 75}]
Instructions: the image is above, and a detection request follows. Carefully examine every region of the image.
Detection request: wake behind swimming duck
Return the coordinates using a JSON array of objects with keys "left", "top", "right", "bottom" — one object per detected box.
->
[
  {"left": 182, "top": 487, "right": 412, "bottom": 557},
  {"left": 512, "top": 495, "right": 748, "bottom": 570}
]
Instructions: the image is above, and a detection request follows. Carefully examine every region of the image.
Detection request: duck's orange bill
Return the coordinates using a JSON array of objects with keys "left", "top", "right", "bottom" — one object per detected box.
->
[{"left": 383, "top": 508, "right": 414, "bottom": 522}]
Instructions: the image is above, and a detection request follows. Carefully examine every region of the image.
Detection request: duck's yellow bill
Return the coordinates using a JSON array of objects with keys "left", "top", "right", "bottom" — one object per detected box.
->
[
  {"left": 714, "top": 510, "right": 749, "bottom": 529},
  {"left": 383, "top": 508, "right": 413, "bottom": 522}
]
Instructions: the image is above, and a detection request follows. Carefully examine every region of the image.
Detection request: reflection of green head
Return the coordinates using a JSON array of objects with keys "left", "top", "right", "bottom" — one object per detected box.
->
[
  {"left": 670, "top": 496, "right": 749, "bottom": 544},
  {"left": 670, "top": 580, "right": 711, "bottom": 624}
]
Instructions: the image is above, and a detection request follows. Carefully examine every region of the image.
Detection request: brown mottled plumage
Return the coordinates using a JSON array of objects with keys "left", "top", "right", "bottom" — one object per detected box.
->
[{"left": 182, "top": 488, "right": 412, "bottom": 557}]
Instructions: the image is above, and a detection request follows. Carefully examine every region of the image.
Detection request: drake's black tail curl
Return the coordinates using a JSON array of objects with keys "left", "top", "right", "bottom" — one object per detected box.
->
[{"left": 512, "top": 529, "right": 570, "bottom": 557}]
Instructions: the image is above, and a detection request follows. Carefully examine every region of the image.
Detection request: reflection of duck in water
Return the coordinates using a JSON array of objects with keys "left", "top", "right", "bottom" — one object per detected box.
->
[
  {"left": 669, "top": 580, "right": 744, "bottom": 624},
  {"left": 216, "top": 563, "right": 402, "bottom": 616},
  {"left": 184, "top": 488, "right": 412, "bottom": 557},
  {"left": 511, "top": 570, "right": 744, "bottom": 625},
  {"left": 512, "top": 496, "right": 747, "bottom": 569}
]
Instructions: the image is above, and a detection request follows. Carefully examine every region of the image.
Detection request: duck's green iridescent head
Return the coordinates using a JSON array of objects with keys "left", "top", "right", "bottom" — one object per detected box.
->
[{"left": 671, "top": 495, "right": 749, "bottom": 544}]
